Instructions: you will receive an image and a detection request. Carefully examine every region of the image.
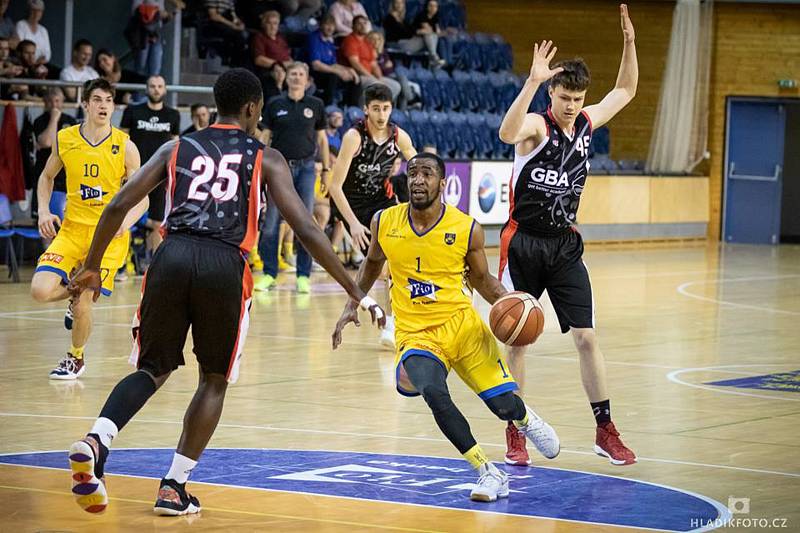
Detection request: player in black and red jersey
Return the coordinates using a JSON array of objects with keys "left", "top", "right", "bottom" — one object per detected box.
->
[
  {"left": 64, "top": 69, "right": 385, "bottom": 516},
  {"left": 497, "top": 5, "right": 638, "bottom": 467}
]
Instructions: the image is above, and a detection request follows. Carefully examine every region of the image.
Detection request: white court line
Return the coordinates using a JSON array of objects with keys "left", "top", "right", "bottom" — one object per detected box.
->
[
  {"left": 667, "top": 364, "right": 800, "bottom": 402},
  {"left": 0, "top": 303, "right": 138, "bottom": 317},
  {"left": 1, "top": 411, "right": 798, "bottom": 479},
  {"left": 676, "top": 274, "right": 800, "bottom": 316}
]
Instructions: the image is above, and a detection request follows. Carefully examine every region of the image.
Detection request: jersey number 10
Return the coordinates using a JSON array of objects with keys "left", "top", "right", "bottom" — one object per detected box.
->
[{"left": 187, "top": 154, "right": 242, "bottom": 202}]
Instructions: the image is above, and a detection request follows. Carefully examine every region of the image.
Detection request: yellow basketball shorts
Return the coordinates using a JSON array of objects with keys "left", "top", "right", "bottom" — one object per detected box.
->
[
  {"left": 35, "top": 219, "right": 129, "bottom": 296},
  {"left": 394, "top": 306, "right": 518, "bottom": 400}
]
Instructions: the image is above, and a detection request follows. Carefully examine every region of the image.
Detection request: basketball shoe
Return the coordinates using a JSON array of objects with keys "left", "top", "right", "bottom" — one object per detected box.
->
[
  {"left": 594, "top": 421, "right": 637, "bottom": 465},
  {"left": 379, "top": 315, "right": 395, "bottom": 349},
  {"left": 517, "top": 405, "right": 560, "bottom": 459},
  {"left": 49, "top": 352, "right": 85, "bottom": 380},
  {"left": 153, "top": 478, "right": 202, "bottom": 516},
  {"left": 254, "top": 273, "right": 277, "bottom": 291},
  {"left": 504, "top": 422, "right": 531, "bottom": 466},
  {"left": 68, "top": 434, "right": 109, "bottom": 513},
  {"left": 470, "top": 462, "right": 509, "bottom": 502}
]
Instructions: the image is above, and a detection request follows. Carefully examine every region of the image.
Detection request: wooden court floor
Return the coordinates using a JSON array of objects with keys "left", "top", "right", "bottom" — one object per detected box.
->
[{"left": 1, "top": 242, "right": 798, "bottom": 532}]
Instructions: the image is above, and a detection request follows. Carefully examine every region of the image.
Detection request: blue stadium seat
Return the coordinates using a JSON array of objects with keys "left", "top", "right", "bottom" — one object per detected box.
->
[{"left": 345, "top": 106, "right": 364, "bottom": 130}]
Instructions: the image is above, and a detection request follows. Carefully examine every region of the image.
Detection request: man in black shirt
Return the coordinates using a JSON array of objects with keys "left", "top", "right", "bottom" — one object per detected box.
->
[
  {"left": 120, "top": 75, "right": 181, "bottom": 252},
  {"left": 31, "top": 87, "right": 77, "bottom": 224},
  {"left": 256, "top": 61, "right": 330, "bottom": 294}
]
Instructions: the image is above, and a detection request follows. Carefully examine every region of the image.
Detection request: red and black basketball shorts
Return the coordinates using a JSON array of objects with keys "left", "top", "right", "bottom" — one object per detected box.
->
[
  {"left": 129, "top": 233, "right": 253, "bottom": 382},
  {"left": 498, "top": 224, "right": 595, "bottom": 334}
]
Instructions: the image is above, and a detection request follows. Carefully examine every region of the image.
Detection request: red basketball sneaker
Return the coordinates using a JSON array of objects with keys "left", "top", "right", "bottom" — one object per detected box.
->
[
  {"left": 504, "top": 421, "right": 531, "bottom": 466},
  {"left": 594, "top": 421, "right": 636, "bottom": 465}
]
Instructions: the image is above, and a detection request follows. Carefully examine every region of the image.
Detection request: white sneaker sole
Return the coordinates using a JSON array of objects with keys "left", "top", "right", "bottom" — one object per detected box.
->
[
  {"left": 69, "top": 440, "right": 107, "bottom": 513},
  {"left": 470, "top": 488, "right": 510, "bottom": 502},
  {"left": 153, "top": 502, "right": 201, "bottom": 516},
  {"left": 50, "top": 366, "right": 85, "bottom": 380},
  {"left": 593, "top": 444, "right": 637, "bottom": 466},
  {"left": 504, "top": 456, "right": 531, "bottom": 466}
]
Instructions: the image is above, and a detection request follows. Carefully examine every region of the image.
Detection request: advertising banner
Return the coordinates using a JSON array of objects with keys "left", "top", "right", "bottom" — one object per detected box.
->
[{"left": 469, "top": 161, "right": 513, "bottom": 224}]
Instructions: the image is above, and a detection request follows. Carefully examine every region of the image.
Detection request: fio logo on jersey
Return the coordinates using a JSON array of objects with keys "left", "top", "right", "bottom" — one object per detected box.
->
[
  {"left": 444, "top": 233, "right": 456, "bottom": 245},
  {"left": 406, "top": 278, "right": 442, "bottom": 301},
  {"left": 80, "top": 183, "right": 106, "bottom": 201}
]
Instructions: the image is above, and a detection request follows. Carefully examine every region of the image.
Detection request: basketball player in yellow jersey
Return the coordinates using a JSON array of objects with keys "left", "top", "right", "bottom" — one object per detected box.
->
[
  {"left": 31, "top": 78, "right": 148, "bottom": 381},
  {"left": 332, "top": 153, "right": 560, "bottom": 502}
]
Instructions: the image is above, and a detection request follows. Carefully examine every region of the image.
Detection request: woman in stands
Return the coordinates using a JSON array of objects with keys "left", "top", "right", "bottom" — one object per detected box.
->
[{"left": 94, "top": 49, "right": 146, "bottom": 105}]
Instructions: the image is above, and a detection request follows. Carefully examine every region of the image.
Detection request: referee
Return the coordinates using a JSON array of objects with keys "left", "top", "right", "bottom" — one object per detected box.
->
[{"left": 256, "top": 61, "right": 331, "bottom": 293}]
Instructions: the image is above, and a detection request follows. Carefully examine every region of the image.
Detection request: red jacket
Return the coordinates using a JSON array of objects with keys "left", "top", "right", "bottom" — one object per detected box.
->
[{"left": 0, "top": 104, "right": 26, "bottom": 202}]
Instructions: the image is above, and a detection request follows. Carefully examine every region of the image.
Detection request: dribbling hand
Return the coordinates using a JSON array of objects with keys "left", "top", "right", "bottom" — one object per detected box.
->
[
  {"left": 528, "top": 40, "right": 563, "bottom": 85},
  {"left": 68, "top": 267, "right": 102, "bottom": 302},
  {"left": 331, "top": 296, "right": 386, "bottom": 349}
]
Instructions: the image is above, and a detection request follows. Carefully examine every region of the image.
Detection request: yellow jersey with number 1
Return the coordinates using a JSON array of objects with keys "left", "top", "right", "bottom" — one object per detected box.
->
[
  {"left": 377, "top": 203, "right": 475, "bottom": 334},
  {"left": 57, "top": 124, "right": 129, "bottom": 226}
]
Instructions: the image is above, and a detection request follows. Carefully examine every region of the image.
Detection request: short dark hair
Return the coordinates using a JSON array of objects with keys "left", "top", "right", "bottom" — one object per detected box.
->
[
  {"left": 73, "top": 38, "right": 92, "bottom": 51},
  {"left": 320, "top": 13, "right": 335, "bottom": 26},
  {"left": 352, "top": 14, "right": 368, "bottom": 25},
  {"left": 408, "top": 152, "right": 445, "bottom": 180},
  {"left": 18, "top": 39, "right": 35, "bottom": 51},
  {"left": 213, "top": 68, "right": 263, "bottom": 116},
  {"left": 363, "top": 83, "right": 393, "bottom": 105},
  {"left": 82, "top": 78, "right": 115, "bottom": 102},
  {"left": 190, "top": 103, "right": 209, "bottom": 114},
  {"left": 550, "top": 58, "right": 590, "bottom": 92}
]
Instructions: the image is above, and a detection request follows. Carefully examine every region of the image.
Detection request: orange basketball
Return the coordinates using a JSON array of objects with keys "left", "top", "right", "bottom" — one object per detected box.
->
[{"left": 489, "top": 291, "right": 545, "bottom": 346}]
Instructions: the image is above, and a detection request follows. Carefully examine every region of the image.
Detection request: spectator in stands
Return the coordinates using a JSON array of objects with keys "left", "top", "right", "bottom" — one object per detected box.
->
[
  {"left": 14, "top": 0, "right": 50, "bottom": 65},
  {"left": 120, "top": 75, "right": 180, "bottom": 252},
  {"left": 262, "top": 62, "right": 287, "bottom": 104},
  {"left": 128, "top": 0, "right": 176, "bottom": 77},
  {"left": 252, "top": 10, "right": 292, "bottom": 75},
  {"left": 202, "top": 0, "right": 247, "bottom": 66},
  {"left": 0, "top": 36, "right": 24, "bottom": 81},
  {"left": 325, "top": 105, "right": 343, "bottom": 154},
  {"left": 94, "top": 48, "right": 146, "bottom": 104},
  {"left": 60, "top": 39, "right": 99, "bottom": 101},
  {"left": 31, "top": 87, "right": 77, "bottom": 223},
  {"left": 181, "top": 103, "right": 211, "bottom": 135},
  {"left": 277, "top": 0, "right": 322, "bottom": 21},
  {"left": 340, "top": 16, "right": 401, "bottom": 103},
  {"left": 383, "top": 0, "right": 441, "bottom": 66},
  {"left": 0, "top": 0, "right": 17, "bottom": 48},
  {"left": 412, "top": 0, "right": 452, "bottom": 66},
  {"left": 10, "top": 40, "right": 49, "bottom": 100},
  {"left": 367, "top": 30, "right": 418, "bottom": 110},
  {"left": 329, "top": 0, "right": 370, "bottom": 37},
  {"left": 307, "top": 13, "right": 359, "bottom": 107},
  {"left": 389, "top": 157, "right": 408, "bottom": 203}
]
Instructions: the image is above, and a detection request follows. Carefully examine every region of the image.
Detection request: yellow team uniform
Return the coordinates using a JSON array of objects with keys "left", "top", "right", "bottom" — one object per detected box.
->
[
  {"left": 35, "top": 125, "right": 131, "bottom": 296},
  {"left": 377, "top": 203, "right": 517, "bottom": 400}
]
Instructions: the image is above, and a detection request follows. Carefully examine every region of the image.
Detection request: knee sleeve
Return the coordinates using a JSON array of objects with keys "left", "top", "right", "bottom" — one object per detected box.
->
[{"left": 485, "top": 392, "right": 526, "bottom": 421}]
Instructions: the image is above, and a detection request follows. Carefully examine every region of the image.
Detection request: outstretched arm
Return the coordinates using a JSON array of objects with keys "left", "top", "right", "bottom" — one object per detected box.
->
[
  {"left": 584, "top": 4, "right": 638, "bottom": 128},
  {"left": 328, "top": 129, "right": 371, "bottom": 251},
  {"left": 332, "top": 212, "right": 387, "bottom": 349},
  {"left": 118, "top": 139, "right": 149, "bottom": 234},
  {"left": 68, "top": 140, "right": 174, "bottom": 300},
  {"left": 498, "top": 40, "right": 562, "bottom": 149},
  {"left": 465, "top": 221, "right": 507, "bottom": 304},
  {"left": 264, "top": 147, "right": 385, "bottom": 324}
]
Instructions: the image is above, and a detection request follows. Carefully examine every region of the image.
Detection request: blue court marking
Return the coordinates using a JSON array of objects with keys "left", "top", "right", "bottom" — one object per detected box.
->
[
  {"left": 706, "top": 370, "right": 800, "bottom": 393},
  {"left": 0, "top": 448, "right": 728, "bottom": 532}
]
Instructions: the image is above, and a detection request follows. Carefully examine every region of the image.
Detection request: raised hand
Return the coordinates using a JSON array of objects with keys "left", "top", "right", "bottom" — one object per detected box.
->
[
  {"left": 529, "top": 40, "right": 563, "bottom": 84},
  {"left": 620, "top": 4, "right": 635, "bottom": 43}
]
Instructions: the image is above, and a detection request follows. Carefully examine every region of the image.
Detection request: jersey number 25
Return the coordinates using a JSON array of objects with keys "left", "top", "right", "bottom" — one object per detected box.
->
[{"left": 187, "top": 154, "right": 242, "bottom": 202}]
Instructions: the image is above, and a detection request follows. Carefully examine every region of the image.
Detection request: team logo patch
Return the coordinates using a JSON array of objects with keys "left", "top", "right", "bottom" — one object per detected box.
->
[
  {"left": 111, "top": 144, "right": 119, "bottom": 154},
  {"left": 444, "top": 233, "right": 456, "bottom": 245},
  {"left": 39, "top": 252, "right": 63, "bottom": 264},
  {"left": 303, "top": 108, "right": 313, "bottom": 119},
  {"left": 406, "top": 278, "right": 441, "bottom": 301},
  {"left": 80, "top": 184, "right": 107, "bottom": 201}
]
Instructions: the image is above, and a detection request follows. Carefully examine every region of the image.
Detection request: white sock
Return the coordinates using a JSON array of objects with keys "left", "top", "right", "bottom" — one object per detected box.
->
[
  {"left": 90, "top": 417, "right": 118, "bottom": 448},
  {"left": 384, "top": 314, "right": 395, "bottom": 331},
  {"left": 165, "top": 453, "right": 197, "bottom": 484}
]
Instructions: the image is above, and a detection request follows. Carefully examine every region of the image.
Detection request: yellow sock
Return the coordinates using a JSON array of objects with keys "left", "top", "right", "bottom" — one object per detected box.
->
[
  {"left": 513, "top": 412, "right": 529, "bottom": 428},
  {"left": 462, "top": 444, "right": 490, "bottom": 469},
  {"left": 284, "top": 242, "right": 294, "bottom": 257},
  {"left": 70, "top": 345, "right": 84, "bottom": 360}
]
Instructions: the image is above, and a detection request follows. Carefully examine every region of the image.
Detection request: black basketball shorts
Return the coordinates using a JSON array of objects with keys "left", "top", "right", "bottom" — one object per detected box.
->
[
  {"left": 498, "top": 224, "right": 595, "bottom": 334},
  {"left": 332, "top": 197, "right": 397, "bottom": 251},
  {"left": 129, "top": 234, "right": 253, "bottom": 382}
]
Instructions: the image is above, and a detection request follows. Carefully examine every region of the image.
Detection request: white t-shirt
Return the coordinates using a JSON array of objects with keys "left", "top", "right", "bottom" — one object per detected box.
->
[
  {"left": 60, "top": 65, "right": 100, "bottom": 83},
  {"left": 15, "top": 20, "right": 51, "bottom": 63}
]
